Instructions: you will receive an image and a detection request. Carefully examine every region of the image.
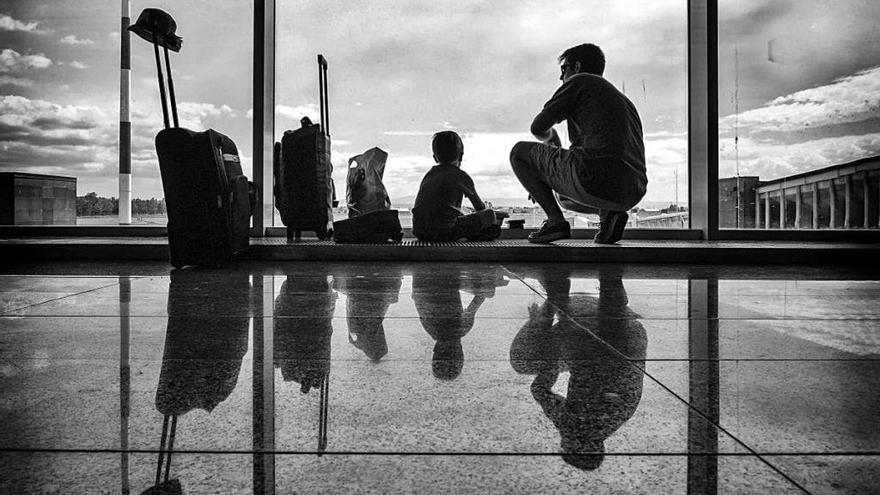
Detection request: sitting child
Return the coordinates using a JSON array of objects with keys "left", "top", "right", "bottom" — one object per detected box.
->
[{"left": 412, "top": 130, "right": 499, "bottom": 242}]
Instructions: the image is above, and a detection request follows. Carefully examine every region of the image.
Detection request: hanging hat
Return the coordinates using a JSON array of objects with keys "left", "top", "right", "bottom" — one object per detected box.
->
[{"left": 128, "top": 8, "right": 183, "bottom": 52}]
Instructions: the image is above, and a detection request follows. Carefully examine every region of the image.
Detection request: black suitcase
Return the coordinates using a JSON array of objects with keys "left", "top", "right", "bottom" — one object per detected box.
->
[
  {"left": 130, "top": 9, "right": 253, "bottom": 268},
  {"left": 332, "top": 209, "right": 403, "bottom": 243},
  {"left": 274, "top": 54, "right": 335, "bottom": 241}
]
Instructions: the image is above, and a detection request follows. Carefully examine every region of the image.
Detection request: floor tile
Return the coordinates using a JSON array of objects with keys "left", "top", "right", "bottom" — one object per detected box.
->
[
  {"left": 764, "top": 455, "right": 880, "bottom": 495},
  {"left": 703, "top": 361, "right": 880, "bottom": 454},
  {"left": 0, "top": 452, "right": 254, "bottom": 495}
]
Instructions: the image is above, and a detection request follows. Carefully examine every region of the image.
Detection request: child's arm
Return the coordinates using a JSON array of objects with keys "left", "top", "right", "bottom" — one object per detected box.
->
[{"left": 460, "top": 173, "right": 486, "bottom": 211}]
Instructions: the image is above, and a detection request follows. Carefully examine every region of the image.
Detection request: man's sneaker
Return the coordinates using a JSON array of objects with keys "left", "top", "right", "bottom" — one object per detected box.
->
[
  {"left": 528, "top": 220, "right": 571, "bottom": 243},
  {"left": 594, "top": 210, "right": 629, "bottom": 244}
]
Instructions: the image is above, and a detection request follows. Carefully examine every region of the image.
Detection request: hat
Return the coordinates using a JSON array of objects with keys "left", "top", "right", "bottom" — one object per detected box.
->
[{"left": 128, "top": 8, "right": 183, "bottom": 52}]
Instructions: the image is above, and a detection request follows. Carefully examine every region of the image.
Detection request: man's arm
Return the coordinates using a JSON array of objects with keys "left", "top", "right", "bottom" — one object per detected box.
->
[{"left": 530, "top": 111, "right": 562, "bottom": 147}]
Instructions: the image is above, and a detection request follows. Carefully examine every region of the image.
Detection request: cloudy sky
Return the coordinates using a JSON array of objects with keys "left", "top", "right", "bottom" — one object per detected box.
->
[{"left": 1, "top": 0, "right": 878, "bottom": 208}]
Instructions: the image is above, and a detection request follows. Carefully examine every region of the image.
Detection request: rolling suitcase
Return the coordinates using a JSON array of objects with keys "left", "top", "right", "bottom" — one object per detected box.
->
[
  {"left": 129, "top": 9, "right": 253, "bottom": 268},
  {"left": 274, "top": 54, "right": 335, "bottom": 241}
]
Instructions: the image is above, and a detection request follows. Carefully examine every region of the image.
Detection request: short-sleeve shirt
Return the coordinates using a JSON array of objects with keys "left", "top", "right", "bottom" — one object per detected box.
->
[
  {"left": 412, "top": 164, "right": 481, "bottom": 234},
  {"left": 541, "top": 74, "right": 647, "bottom": 207}
]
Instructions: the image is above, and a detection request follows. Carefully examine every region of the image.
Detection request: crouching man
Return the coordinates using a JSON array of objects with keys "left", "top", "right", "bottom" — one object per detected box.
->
[{"left": 510, "top": 43, "right": 647, "bottom": 244}]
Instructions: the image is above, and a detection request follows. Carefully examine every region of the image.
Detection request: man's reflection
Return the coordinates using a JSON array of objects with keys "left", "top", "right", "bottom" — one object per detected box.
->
[
  {"left": 273, "top": 273, "right": 336, "bottom": 393},
  {"left": 332, "top": 267, "right": 404, "bottom": 362},
  {"left": 146, "top": 269, "right": 252, "bottom": 494},
  {"left": 510, "top": 268, "right": 646, "bottom": 470},
  {"left": 412, "top": 266, "right": 508, "bottom": 380}
]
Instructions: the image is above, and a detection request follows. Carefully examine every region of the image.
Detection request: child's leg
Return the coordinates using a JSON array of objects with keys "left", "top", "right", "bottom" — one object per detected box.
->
[{"left": 457, "top": 210, "right": 501, "bottom": 241}]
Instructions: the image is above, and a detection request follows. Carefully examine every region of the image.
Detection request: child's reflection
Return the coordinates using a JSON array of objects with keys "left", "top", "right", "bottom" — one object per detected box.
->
[
  {"left": 332, "top": 268, "right": 404, "bottom": 362},
  {"left": 273, "top": 273, "right": 336, "bottom": 393},
  {"left": 510, "top": 268, "right": 646, "bottom": 470},
  {"left": 412, "top": 266, "right": 508, "bottom": 380}
]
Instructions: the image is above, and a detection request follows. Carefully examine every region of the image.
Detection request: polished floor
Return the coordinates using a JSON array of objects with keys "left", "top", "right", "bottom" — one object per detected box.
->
[{"left": 1, "top": 261, "right": 878, "bottom": 494}]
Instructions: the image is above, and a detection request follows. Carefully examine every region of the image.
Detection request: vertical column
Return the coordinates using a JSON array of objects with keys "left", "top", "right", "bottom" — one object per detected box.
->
[
  {"left": 764, "top": 193, "right": 770, "bottom": 229},
  {"left": 811, "top": 183, "right": 819, "bottom": 229},
  {"left": 779, "top": 188, "right": 786, "bottom": 229},
  {"left": 253, "top": 275, "right": 275, "bottom": 495},
  {"left": 863, "top": 173, "right": 871, "bottom": 229},
  {"left": 687, "top": 278, "right": 719, "bottom": 495},
  {"left": 794, "top": 185, "right": 802, "bottom": 229},
  {"left": 119, "top": 276, "right": 131, "bottom": 495},
  {"left": 829, "top": 180, "right": 837, "bottom": 228},
  {"left": 252, "top": 0, "right": 275, "bottom": 236},
  {"left": 844, "top": 175, "right": 852, "bottom": 229},
  {"left": 754, "top": 190, "right": 761, "bottom": 229},
  {"left": 687, "top": 0, "right": 718, "bottom": 239},
  {"left": 118, "top": 0, "right": 132, "bottom": 225}
]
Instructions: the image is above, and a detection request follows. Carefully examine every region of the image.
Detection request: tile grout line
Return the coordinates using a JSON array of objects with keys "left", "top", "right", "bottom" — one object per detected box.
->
[{"left": 0, "top": 279, "right": 142, "bottom": 316}]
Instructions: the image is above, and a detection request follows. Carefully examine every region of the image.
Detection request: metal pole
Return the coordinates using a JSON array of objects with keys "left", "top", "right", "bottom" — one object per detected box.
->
[{"left": 118, "top": 0, "right": 132, "bottom": 224}]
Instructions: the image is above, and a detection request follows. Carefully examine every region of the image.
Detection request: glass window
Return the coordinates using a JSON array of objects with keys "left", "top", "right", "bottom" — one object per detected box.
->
[
  {"left": 275, "top": 0, "right": 688, "bottom": 229},
  {"left": 718, "top": 0, "right": 880, "bottom": 231},
  {"left": 0, "top": 1, "right": 252, "bottom": 226}
]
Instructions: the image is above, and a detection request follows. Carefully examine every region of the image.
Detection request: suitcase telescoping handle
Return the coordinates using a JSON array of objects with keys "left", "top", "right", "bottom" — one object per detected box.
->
[
  {"left": 318, "top": 54, "right": 329, "bottom": 136},
  {"left": 153, "top": 36, "right": 179, "bottom": 129}
]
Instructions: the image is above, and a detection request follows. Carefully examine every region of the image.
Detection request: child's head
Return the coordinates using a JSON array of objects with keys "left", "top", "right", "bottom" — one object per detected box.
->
[{"left": 432, "top": 130, "right": 464, "bottom": 165}]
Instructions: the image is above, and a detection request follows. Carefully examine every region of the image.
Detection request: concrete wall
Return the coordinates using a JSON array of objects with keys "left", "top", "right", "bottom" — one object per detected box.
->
[{"left": 0, "top": 173, "right": 77, "bottom": 225}]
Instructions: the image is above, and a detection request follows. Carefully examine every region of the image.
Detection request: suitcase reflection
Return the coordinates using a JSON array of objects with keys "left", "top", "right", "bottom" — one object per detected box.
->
[{"left": 142, "top": 269, "right": 252, "bottom": 494}]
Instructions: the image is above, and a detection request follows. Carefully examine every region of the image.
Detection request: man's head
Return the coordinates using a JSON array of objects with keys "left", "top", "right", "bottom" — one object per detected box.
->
[
  {"left": 558, "top": 43, "right": 605, "bottom": 81},
  {"left": 432, "top": 130, "right": 464, "bottom": 165}
]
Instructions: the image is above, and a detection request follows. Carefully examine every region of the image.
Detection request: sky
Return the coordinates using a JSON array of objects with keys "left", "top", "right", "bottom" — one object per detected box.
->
[{"left": 1, "top": 0, "right": 878, "bottom": 208}]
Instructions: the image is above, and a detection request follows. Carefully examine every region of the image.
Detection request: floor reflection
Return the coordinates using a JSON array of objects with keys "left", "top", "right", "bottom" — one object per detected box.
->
[
  {"left": 412, "top": 266, "right": 508, "bottom": 380},
  {"left": 511, "top": 268, "right": 647, "bottom": 470},
  {"left": 5, "top": 262, "right": 874, "bottom": 493},
  {"left": 145, "top": 270, "right": 252, "bottom": 494},
  {"left": 332, "top": 268, "right": 403, "bottom": 362}
]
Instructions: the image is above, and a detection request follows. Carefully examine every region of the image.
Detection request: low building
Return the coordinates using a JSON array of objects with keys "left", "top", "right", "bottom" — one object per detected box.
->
[
  {"left": 719, "top": 156, "right": 880, "bottom": 229},
  {"left": 0, "top": 172, "right": 77, "bottom": 225}
]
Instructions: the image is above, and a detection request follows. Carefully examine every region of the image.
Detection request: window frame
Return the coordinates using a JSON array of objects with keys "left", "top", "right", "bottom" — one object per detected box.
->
[{"left": 1, "top": 0, "right": 876, "bottom": 242}]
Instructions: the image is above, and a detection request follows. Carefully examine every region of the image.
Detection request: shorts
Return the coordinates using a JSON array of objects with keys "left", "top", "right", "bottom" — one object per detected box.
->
[{"left": 526, "top": 143, "right": 643, "bottom": 211}]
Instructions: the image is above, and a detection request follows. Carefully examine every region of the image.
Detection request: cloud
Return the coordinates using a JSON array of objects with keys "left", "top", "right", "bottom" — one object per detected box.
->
[
  {"left": 176, "top": 102, "right": 236, "bottom": 129},
  {"left": 275, "top": 103, "right": 319, "bottom": 124},
  {"left": 720, "top": 66, "right": 880, "bottom": 134},
  {"left": 0, "top": 95, "right": 126, "bottom": 190},
  {"left": 719, "top": 133, "right": 880, "bottom": 180},
  {"left": 60, "top": 35, "right": 95, "bottom": 46},
  {"left": 69, "top": 61, "right": 87, "bottom": 70},
  {"left": 0, "top": 49, "right": 52, "bottom": 73},
  {"left": 245, "top": 104, "right": 319, "bottom": 124},
  {"left": 0, "top": 13, "right": 44, "bottom": 33},
  {"left": 0, "top": 75, "right": 33, "bottom": 87}
]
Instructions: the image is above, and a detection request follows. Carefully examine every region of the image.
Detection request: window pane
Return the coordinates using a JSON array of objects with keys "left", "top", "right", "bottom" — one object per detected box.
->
[
  {"left": 0, "top": 1, "right": 252, "bottom": 226},
  {"left": 718, "top": 0, "right": 880, "bottom": 230},
  {"left": 276, "top": 0, "right": 688, "bottom": 229}
]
